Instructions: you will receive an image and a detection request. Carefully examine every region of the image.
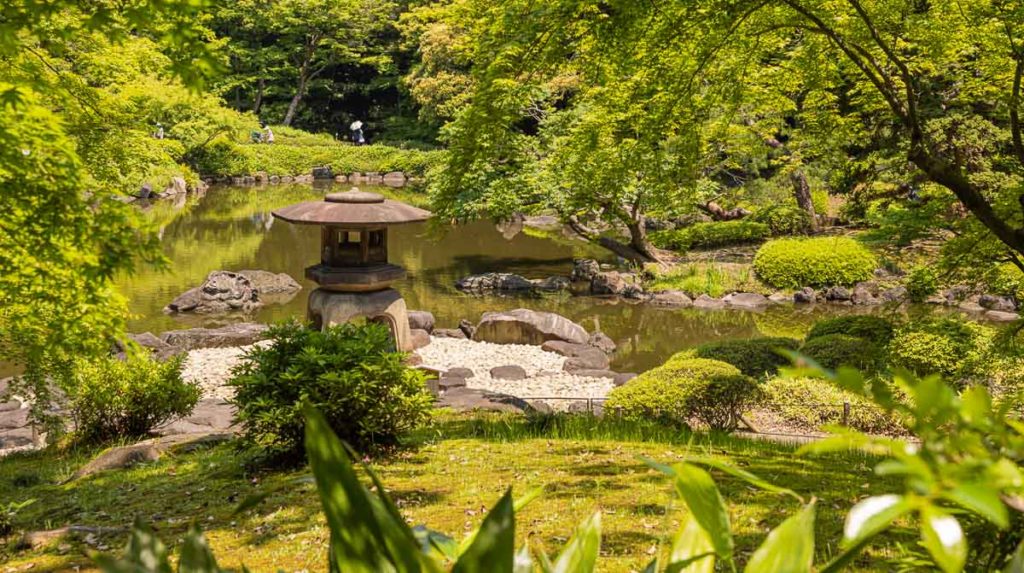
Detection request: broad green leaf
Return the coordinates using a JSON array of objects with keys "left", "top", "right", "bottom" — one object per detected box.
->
[
  {"left": 513, "top": 545, "right": 532, "bottom": 573},
  {"left": 232, "top": 492, "right": 271, "bottom": 516},
  {"left": 943, "top": 483, "right": 1009, "bottom": 528},
  {"left": 94, "top": 519, "right": 172, "bottom": 573},
  {"left": 548, "top": 512, "right": 600, "bottom": 573},
  {"left": 638, "top": 456, "right": 676, "bottom": 476},
  {"left": 959, "top": 386, "right": 993, "bottom": 426},
  {"left": 687, "top": 457, "right": 802, "bottom": 501},
  {"left": 453, "top": 489, "right": 515, "bottom": 573},
  {"left": 303, "top": 404, "right": 424, "bottom": 573},
  {"left": 743, "top": 502, "right": 816, "bottom": 573},
  {"left": 920, "top": 507, "right": 967, "bottom": 573},
  {"left": 179, "top": 525, "right": 221, "bottom": 573},
  {"left": 665, "top": 513, "right": 715, "bottom": 573},
  {"left": 842, "top": 495, "right": 912, "bottom": 545},
  {"left": 458, "top": 488, "right": 541, "bottom": 556},
  {"left": 1005, "top": 538, "right": 1024, "bottom": 573},
  {"left": 672, "top": 463, "right": 733, "bottom": 561},
  {"left": 413, "top": 526, "right": 459, "bottom": 561}
]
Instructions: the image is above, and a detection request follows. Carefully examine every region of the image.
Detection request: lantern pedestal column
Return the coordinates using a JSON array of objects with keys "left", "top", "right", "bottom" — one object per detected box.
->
[{"left": 307, "top": 287, "right": 413, "bottom": 351}]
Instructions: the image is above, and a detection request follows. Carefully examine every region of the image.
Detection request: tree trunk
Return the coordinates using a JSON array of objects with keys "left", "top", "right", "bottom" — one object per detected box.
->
[
  {"left": 790, "top": 169, "right": 819, "bottom": 232},
  {"left": 566, "top": 216, "right": 660, "bottom": 263},
  {"left": 698, "top": 201, "right": 750, "bottom": 221},
  {"left": 283, "top": 73, "right": 308, "bottom": 126},
  {"left": 253, "top": 78, "right": 265, "bottom": 114}
]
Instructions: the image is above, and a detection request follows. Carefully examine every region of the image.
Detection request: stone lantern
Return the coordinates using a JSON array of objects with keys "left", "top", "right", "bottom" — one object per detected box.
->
[{"left": 273, "top": 189, "right": 431, "bottom": 351}]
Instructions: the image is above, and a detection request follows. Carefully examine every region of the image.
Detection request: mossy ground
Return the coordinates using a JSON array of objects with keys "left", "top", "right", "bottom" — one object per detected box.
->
[{"left": 1, "top": 414, "right": 904, "bottom": 571}]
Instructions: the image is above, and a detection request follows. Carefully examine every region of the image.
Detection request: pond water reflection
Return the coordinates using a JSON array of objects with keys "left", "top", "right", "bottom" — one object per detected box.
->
[{"left": 119, "top": 183, "right": 932, "bottom": 373}]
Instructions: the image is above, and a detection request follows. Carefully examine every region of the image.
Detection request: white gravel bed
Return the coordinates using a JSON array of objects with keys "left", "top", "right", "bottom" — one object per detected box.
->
[
  {"left": 181, "top": 342, "right": 269, "bottom": 400},
  {"left": 417, "top": 337, "right": 616, "bottom": 400}
]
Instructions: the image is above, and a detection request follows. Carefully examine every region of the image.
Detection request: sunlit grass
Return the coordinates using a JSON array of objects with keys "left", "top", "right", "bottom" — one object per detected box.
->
[{"left": 648, "top": 262, "right": 771, "bottom": 297}]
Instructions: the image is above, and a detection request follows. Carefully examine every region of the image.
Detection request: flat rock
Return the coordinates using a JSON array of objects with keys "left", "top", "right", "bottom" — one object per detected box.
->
[
  {"left": 446, "top": 367, "right": 475, "bottom": 379},
  {"left": 127, "top": 332, "right": 172, "bottom": 352},
  {"left": 159, "top": 323, "right": 268, "bottom": 350},
  {"left": 71, "top": 432, "right": 231, "bottom": 480},
  {"left": 540, "top": 341, "right": 609, "bottom": 368},
  {"left": 881, "top": 286, "right": 908, "bottom": 303},
  {"left": 824, "top": 286, "right": 852, "bottom": 302},
  {"left": 588, "top": 332, "right": 617, "bottom": 354},
  {"left": 436, "top": 387, "right": 536, "bottom": 414},
  {"left": 561, "top": 349, "right": 611, "bottom": 371},
  {"left": 165, "top": 270, "right": 260, "bottom": 314},
  {"left": 433, "top": 328, "right": 467, "bottom": 339},
  {"left": 591, "top": 271, "right": 641, "bottom": 296},
  {"left": 980, "top": 294, "right": 1016, "bottom": 312},
  {"left": 959, "top": 301, "right": 985, "bottom": 313},
  {"left": 408, "top": 310, "right": 436, "bottom": 333},
  {"left": 438, "top": 377, "right": 467, "bottom": 390},
  {"left": 649, "top": 290, "right": 693, "bottom": 307},
  {"left": 532, "top": 276, "right": 571, "bottom": 291},
  {"left": 19, "top": 525, "right": 125, "bottom": 550},
  {"left": 724, "top": 292, "right": 769, "bottom": 308},
  {"left": 474, "top": 309, "right": 588, "bottom": 345},
  {"left": 566, "top": 369, "right": 617, "bottom": 379},
  {"left": 524, "top": 215, "right": 561, "bottom": 230},
  {"left": 985, "top": 310, "right": 1020, "bottom": 322},
  {"left": 490, "top": 365, "right": 528, "bottom": 380},
  {"left": 693, "top": 294, "right": 726, "bottom": 309},
  {"left": 768, "top": 292, "right": 791, "bottom": 303},
  {"left": 410, "top": 329, "right": 431, "bottom": 350}
]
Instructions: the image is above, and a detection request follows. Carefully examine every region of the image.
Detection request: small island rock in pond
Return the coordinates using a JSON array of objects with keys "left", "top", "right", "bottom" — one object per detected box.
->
[{"left": 165, "top": 270, "right": 301, "bottom": 314}]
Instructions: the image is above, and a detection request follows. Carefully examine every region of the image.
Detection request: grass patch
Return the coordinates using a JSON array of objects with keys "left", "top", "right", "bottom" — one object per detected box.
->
[
  {"left": 647, "top": 262, "right": 770, "bottom": 297},
  {"left": 0, "top": 413, "right": 904, "bottom": 571}
]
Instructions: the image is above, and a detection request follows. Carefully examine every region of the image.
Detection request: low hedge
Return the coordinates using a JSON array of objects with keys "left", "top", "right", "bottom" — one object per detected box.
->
[
  {"left": 800, "top": 334, "right": 884, "bottom": 372},
  {"left": 806, "top": 315, "right": 896, "bottom": 346},
  {"left": 604, "top": 357, "right": 759, "bottom": 431},
  {"left": 761, "top": 377, "right": 905, "bottom": 434},
  {"left": 649, "top": 220, "right": 770, "bottom": 251},
  {"left": 753, "top": 236, "right": 877, "bottom": 288},
  {"left": 693, "top": 337, "right": 801, "bottom": 378},
  {"left": 887, "top": 317, "right": 993, "bottom": 381},
  {"left": 751, "top": 204, "right": 813, "bottom": 236}
]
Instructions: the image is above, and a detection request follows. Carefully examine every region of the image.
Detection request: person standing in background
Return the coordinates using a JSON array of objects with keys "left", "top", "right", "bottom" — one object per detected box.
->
[{"left": 349, "top": 120, "right": 365, "bottom": 145}]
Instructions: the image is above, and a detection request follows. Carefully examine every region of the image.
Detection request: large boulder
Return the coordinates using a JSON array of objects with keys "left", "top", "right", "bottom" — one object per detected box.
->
[
  {"left": 591, "top": 271, "right": 644, "bottom": 298},
  {"left": 980, "top": 294, "right": 1016, "bottom": 312},
  {"left": 236, "top": 270, "right": 301, "bottom": 295},
  {"left": 532, "top": 276, "right": 571, "bottom": 291},
  {"left": 693, "top": 294, "right": 726, "bottom": 309},
  {"left": 794, "top": 287, "right": 817, "bottom": 304},
  {"left": 436, "top": 387, "right": 540, "bottom": 414},
  {"left": 70, "top": 432, "right": 232, "bottom": 481},
  {"left": 410, "top": 329, "right": 431, "bottom": 350},
  {"left": 165, "top": 271, "right": 260, "bottom": 314},
  {"left": 541, "top": 341, "right": 610, "bottom": 370},
  {"left": 474, "top": 309, "right": 588, "bottom": 345},
  {"left": 649, "top": 290, "right": 693, "bottom": 307},
  {"left": 588, "top": 331, "right": 617, "bottom": 354},
  {"left": 572, "top": 259, "right": 601, "bottom": 282},
  {"left": 159, "top": 323, "right": 268, "bottom": 350},
  {"left": 456, "top": 273, "right": 535, "bottom": 293}
]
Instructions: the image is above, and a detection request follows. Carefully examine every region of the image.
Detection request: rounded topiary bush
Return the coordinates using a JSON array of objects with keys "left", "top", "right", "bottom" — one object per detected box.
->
[
  {"left": 761, "top": 377, "right": 904, "bottom": 434},
  {"left": 888, "top": 317, "right": 993, "bottom": 380},
  {"left": 229, "top": 320, "right": 433, "bottom": 462},
  {"left": 806, "top": 315, "right": 896, "bottom": 346},
  {"left": 800, "top": 334, "right": 884, "bottom": 372},
  {"left": 751, "top": 204, "right": 812, "bottom": 236},
  {"left": 604, "top": 357, "right": 759, "bottom": 431},
  {"left": 753, "top": 237, "right": 877, "bottom": 289},
  {"left": 693, "top": 337, "right": 801, "bottom": 378}
]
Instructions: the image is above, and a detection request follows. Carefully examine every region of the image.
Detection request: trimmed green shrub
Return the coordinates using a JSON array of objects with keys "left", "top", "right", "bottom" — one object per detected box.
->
[
  {"left": 800, "top": 334, "right": 884, "bottom": 372},
  {"left": 63, "top": 354, "right": 200, "bottom": 443},
  {"left": 751, "top": 204, "right": 812, "bottom": 236},
  {"left": 753, "top": 236, "right": 877, "bottom": 288},
  {"left": 761, "top": 377, "right": 904, "bottom": 434},
  {"left": 649, "top": 220, "right": 769, "bottom": 251},
  {"left": 229, "top": 320, "right": 433, "bottom": 461},
  {"left": 905, "top": 266, "right": 939, "bottom": 303},
  {"left": 693, "top": 337, "right": 801, "bottom": 378},
  {"left": 888, "top": 317, "right": 994, "bottom": 380},
  {"left": 806, "top": 315, "right": 896, "bottom": 345},
  {"left": 604, "top": 357, "right": 760, "bottom": 431}
]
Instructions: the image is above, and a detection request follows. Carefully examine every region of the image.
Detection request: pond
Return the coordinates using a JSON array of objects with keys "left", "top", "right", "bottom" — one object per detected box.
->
[{"left": 121, "top": 183, "right": 935, "bottom": 373}]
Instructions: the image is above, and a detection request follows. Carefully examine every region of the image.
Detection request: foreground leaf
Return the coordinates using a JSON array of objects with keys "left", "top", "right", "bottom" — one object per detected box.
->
[
  {"left": 665, "top": 513, "right": 715, "bottom": 573},
  {"left": 672, "top": 463, "right": 734, "bottom": 561},
  {"left": 743, "top": 502, "right": 816, "bottom": 573},
  {"left": 179, "top": 525, "right": 222, "bottom": 573},
  {"left": 453, "top": 490, "right": 515, "bottom": 573},
  {"left": 94, "top": 518, "right": 172, "bottom": 573},
  {"left": 546, "top": 512, "right": 600, "bottom": 573},
  {"left": 920, "top": 507, "right": 966, "bottom": 573}
]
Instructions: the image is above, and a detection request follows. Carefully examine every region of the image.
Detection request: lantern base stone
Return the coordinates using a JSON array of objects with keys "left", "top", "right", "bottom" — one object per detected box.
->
[{"left": 307, "top": 287, "right": 413, "bottom": 351}]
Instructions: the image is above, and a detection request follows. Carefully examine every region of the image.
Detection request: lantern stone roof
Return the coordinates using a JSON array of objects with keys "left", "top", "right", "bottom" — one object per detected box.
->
[{"left": 272, "top": 190, "right": 432, "bottom": 227}]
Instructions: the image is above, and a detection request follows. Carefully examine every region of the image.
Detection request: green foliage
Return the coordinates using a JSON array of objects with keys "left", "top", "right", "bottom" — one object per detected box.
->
[
  {"left": 0, "top": 499, "right": 36, "bottom": 538},
  {"left": 693, "top": 337, "right": 801, "bottom": 378},
  {"left": 647, "top": 262, "right": 766, "bottom": 297},
  {"left": 61, "top": 353, "right": 200, "bottom": 443},
  {"left": 987, "top": 263, "right": 1024, "bottom": 300},
  {"left": 228, "top": 320, "right": 433, "bottom": 461},
  {"left": 605, "top": 357, "right": 760, "bottom": 431},
  {"left": 753, "top": 237, "right": 877, "bottom": 289},
  {"left": 806, "top": 316, "right": 896, "bottom": 346},
  {"left": 800, "top": 334, "right": 884, "bottom": 373},
  {"left": 811, "top": 189, "right": 829, "bottom": 218},
  {"left": 888, "top": 318, "right": 994, "bottom": 381},
  {"left": 649, "top": 220, "right": 770, "bottom": 251},
  {"left": 761, "top": 377, "right": 903, "bottom": 434},
  {"left": 751, "top": 204, "right": 813, "bottom": 236},
  {"left": 906, "top": 266, "right": 940, "bottom": 303},
  {"left": 204, "top": 140, "right": 442, "bottom": 177}
]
